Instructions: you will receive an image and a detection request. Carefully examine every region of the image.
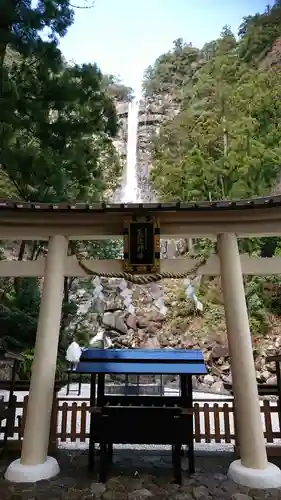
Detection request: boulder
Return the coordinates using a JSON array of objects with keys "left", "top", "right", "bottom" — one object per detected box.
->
[
  {"left": 128, "top": 489, "right": 154, "bottom": 499},
  {"left": 211, "top": 380, "right": 228, "bottom": 394},
  {"left": 203, "top": 374, "right": 215, "bottom": 386},
  {"left": 90, "top": 482, "right": 106, "bottom": 497},
  {"left": 127, "top": 314, "right": 138, "bottom": 330},
  {"left": 137, "top": 316, "right": 149, "bottom": 328},
  {"left": 260, "top": 370, "right": 271, "bottom": 381},
  {"left": 103, "top": 312, "right": 115, "bottom": 329},
  {"left": 220, "top": 362, "right": 230, "bottom": 372},
  {"left": 102, "top": 311, "right": 128, "bottom": 334},
  {"left": 211, "top": 343, "right": 229, "bottom": 359},
  {"left": 143, "top": 336, "right": 160, "bottom": 348},
  {"left": 114, "top": 312, "right": 128, "bottom": 334},
  {"left": 266, "top": 375, "right": 277, "bottom": 385}
]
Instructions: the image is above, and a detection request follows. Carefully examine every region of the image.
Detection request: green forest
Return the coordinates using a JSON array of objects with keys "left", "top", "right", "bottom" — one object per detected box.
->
[
  {"left": 144, "top": 1, "right": 281, "bottom": 348},
  {"left": 1, "top": 0, "right": 281, "bottom": 379},
  {"left": 145, "top": 3, "right": 281, "bottom": 202},
  {"left": 0, "top": 0, "right": 130, "bottom": 378}
]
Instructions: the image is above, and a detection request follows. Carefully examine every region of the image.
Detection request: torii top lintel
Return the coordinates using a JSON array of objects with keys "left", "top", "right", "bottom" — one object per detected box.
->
[{"left": 0, "top": 195, "right": 281, "bottom": 240}]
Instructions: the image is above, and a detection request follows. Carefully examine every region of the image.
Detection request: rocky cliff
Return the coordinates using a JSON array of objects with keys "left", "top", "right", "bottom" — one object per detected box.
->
[{"left": 70, "top": 274, "right": 281, "bottom": 394}]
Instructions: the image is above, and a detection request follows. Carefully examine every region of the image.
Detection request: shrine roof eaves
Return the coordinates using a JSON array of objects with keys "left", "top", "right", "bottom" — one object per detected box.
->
[{"left": 0, "top": 195, "right": 281, "bottom": 213}]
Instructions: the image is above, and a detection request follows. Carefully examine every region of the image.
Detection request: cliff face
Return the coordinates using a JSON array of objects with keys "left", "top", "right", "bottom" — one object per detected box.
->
[
  {"left": 115, "top": 99, "right": 169, "bottom": 203},
  {"left": 258, "top": 35, "right": 281, "bottom": 68}
]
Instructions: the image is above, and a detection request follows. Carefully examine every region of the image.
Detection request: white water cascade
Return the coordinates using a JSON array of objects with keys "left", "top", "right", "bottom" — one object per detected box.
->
[{"left": 122, "top": 94, "right": 141, "bottom": 203}]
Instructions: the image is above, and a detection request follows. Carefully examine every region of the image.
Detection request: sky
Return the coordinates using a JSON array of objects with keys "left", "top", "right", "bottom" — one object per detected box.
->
[{"left": 59, "top": 0, "right": 274, "bottom": 90}]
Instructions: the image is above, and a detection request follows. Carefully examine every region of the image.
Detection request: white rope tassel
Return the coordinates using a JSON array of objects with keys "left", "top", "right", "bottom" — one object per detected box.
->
[
  {"left": 118, "top": 280, "right": 135, "bottom": 315},
  {"left": 93, "top": 276, "right": 105, "bottom": 302},
  {"left": 184, "top": 279, "right": 203, "bottom": 312},
  {"left": 150, "top": 283, "right": 167, "bottom": 316}
]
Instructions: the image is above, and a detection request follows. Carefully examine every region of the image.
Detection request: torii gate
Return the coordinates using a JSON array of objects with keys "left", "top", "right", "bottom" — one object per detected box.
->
[{"left": 2, "top": 196, "right": 281, "bottom": 488}]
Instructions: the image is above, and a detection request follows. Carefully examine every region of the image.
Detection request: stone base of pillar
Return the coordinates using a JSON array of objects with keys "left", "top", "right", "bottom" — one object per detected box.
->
[
  {"left": 5, "top": 456, "right": 59, "bottom": 483},
  {"left": 228, "top": 459, "right": 281, "bottom": 488}
]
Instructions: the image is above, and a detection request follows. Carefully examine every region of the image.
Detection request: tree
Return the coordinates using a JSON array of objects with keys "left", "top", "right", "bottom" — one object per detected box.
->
[
  {"left": 148, "top": 26, "right": 281, "bottom": 203},
  {"left": 0, "top": 0, "right": 124, "bottom": 368},
  {"left": 0, "top": 0, "right": 74, "bottom": 73},
  {"left": 238, "top": 1, "right": 281, "bottom": 63},
  {"left": 142, "top": 39, "right": 200, "bottom": 104},
  {"left": 2, "top": 50, "right": 121, "bottom": 204},
  {"left": 102, "top": 74, "right": 133, "bottom": 103}
]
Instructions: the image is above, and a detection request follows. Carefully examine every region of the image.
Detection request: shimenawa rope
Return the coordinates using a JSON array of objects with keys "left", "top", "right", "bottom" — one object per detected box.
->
[{"left": 78, "top": 254, "right": 209, "bottom": 284}]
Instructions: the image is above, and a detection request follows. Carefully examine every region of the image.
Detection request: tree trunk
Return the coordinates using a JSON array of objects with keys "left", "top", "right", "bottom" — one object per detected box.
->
[{"left": 14, "top": 240, "right": 27, "bottom": 293}]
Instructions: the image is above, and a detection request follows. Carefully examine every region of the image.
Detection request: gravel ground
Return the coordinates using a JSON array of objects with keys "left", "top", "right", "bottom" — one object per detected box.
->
[
  {"left": 0, "top": 384, "right": 281, "bottom": 499},
  {"left": 1, "top": 449, "right": 281, "bottom": 499}
]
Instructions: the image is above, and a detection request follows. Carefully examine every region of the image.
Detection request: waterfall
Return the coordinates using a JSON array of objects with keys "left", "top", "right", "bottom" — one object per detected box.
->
[{"left": 122, "top": 94, "right": 141, "bottom": 203}]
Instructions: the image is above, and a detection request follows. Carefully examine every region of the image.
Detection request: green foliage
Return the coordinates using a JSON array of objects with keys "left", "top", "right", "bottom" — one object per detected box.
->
[
  {"left": 102, "top": 74, "right": 133, "bottom": 102},
  {"left": 0, "top": 0, "right": 124, "bottom": 374},
  {"left": 18, "top": 346, "right": 68, "bottom": 381},
  {"left": 149, "top": 33, "right": 281, "bottom": 202},
  {"left": 86, "top": 240, "right": 123, "bottom": 260},
  {"left": 143, "top": 38, "right": 200, "bottom": 104},
  {"left": 145, "top": 2, "right": 281, "bottom": 204},
  {"left": 0, "top": 278, "right": 41, "bottom": 350},
  {"left": 144, "top": 2, "right": 281, "bottom": 343},
  {"left": 244, "top": 277, "right": 269, "bottom": 334},
  {"left": 1, "top": 0, "right": 122, "bottom": 204},
  {"left": 2, "top": 54, "right": 121, "bottom": 202},
  {"left": 238, "top": 1, "right": 281, "bottom": 63}
]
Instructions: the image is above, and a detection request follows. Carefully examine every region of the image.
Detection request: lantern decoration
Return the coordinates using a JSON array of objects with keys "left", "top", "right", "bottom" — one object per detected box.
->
[
  {"left": 184, "top": 279, "right": 203, "bottom": 312},
  {"left": 150, "top": 282, "right": 167, "bottom": 316},
  {"left": 118, "top": 279, "right": 135, "bottom": 315}
]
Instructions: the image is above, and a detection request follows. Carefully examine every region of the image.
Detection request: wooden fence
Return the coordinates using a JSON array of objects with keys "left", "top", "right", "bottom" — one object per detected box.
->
[{"left": 1, "top": 395, "right": 281, "bottom": 454}]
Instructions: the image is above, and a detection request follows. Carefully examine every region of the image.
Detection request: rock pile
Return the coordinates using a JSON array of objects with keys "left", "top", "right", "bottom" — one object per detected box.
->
[
  {"left": 96, "top": 307, "right": 279, "bottom": 394},
  {"left": 69, "top": 276, "right": 280, "bottom": 394}
]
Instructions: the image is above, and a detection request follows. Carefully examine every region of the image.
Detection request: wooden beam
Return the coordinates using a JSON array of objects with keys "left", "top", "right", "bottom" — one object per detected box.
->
[
  {"left": 0, "top": 255, "right": 281, "bottom": 277},
  {"left": 0, "top": 205, "right": 281, "bottom": 239},
  {"left": 0, "top": 220, "right": 281, "bottom": 239}
]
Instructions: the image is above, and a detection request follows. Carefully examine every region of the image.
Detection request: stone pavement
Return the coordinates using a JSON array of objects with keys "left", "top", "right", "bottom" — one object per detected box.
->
[{"left": 0, "top": 449, "right": 281, "bottom": 499}]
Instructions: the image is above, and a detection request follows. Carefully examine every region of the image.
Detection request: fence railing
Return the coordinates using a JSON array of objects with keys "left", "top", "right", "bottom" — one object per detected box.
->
[{"left": 1, "top": 395, "right": 280, "bottom": 453}]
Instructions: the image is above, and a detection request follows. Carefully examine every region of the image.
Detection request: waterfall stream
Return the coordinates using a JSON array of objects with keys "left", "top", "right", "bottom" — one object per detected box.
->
[{"left": 121, "top": 94, "right": 141, "bottom": 203}]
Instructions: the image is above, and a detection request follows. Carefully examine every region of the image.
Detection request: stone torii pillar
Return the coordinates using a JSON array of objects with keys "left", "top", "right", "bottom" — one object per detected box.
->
[
  {"left": 217, "top": 233, "right": 281, "bottom": 489},
  {"left": 5, "top": 235, "right": 68, "bottom": 483}
]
